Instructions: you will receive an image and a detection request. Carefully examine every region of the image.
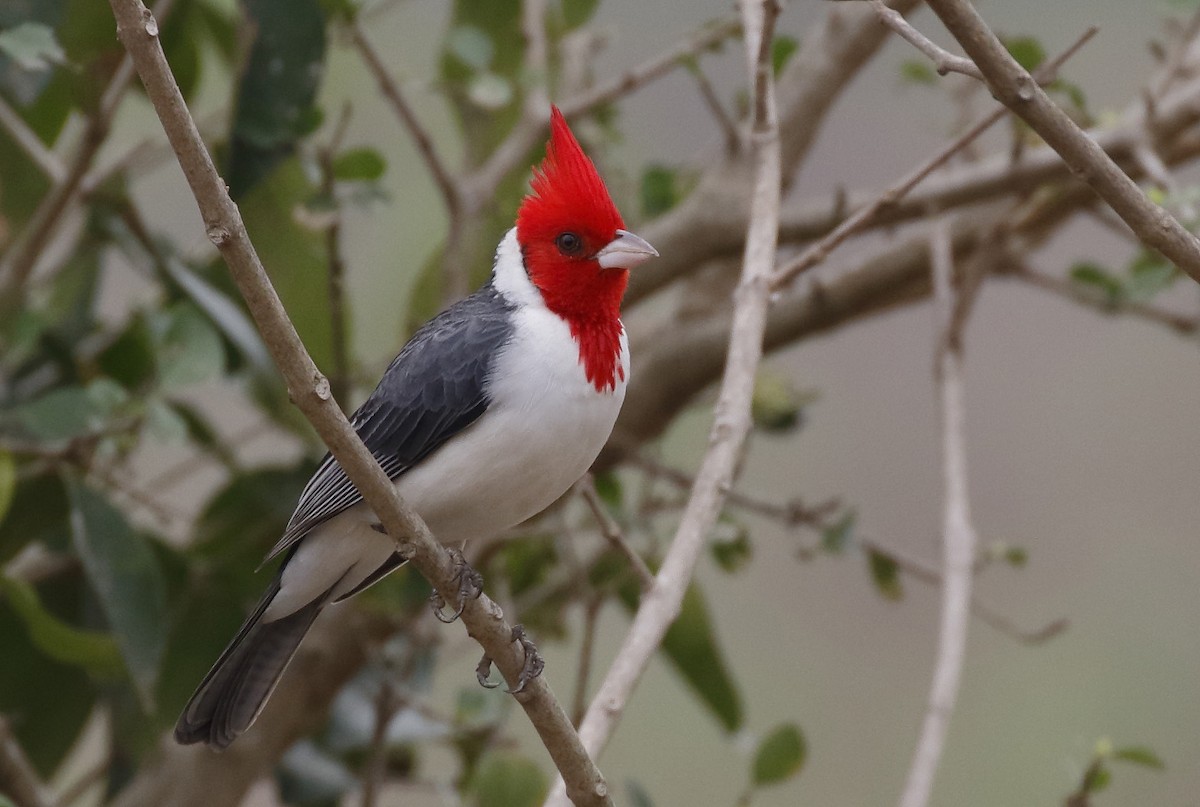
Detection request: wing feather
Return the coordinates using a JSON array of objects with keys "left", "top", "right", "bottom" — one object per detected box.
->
[{"left": 262, "top": 284, "right": 516, "bottom": 562}]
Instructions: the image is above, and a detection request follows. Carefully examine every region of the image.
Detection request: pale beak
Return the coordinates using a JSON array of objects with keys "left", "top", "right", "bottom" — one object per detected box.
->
[{"left": 595, "top": 229, "right": 659, "bottom": 270}]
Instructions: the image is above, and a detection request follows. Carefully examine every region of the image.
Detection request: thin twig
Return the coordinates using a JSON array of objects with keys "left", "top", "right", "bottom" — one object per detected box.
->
[
  {"left": 576, "top": 476, "right": 655, "bottom": 593},
  {"left": 688, "top": 62, "right": 741, "bottom": 153},
  {"left": 0, "top": 95, "right": 64, "bottom": 182},
  {"left": 349, "top": 20, "right": 459, "bottom": 216},
  {"left": 106, "top": 3, "right": 613, "bottom": 804},
  {"left": 1005, "top": 261, "right": 1200, "bottom": 334},
  {"left": 0, "top": 0, "right": 175, "bottom": 319},
  {"left": 546, "top": 4, "right": 782, "bottom": 803},
  {"left": 896, "top": 220, "right": 979, "bottom": 807},
  {"left": 571, "top": 596, "right": 603, "bottom": 727},
  {"left": 924, "top": 0, "right": 1200, "bottom": 284},
  {"left": 317, "top": 103, "right": 355, "bottom": 407},
  {"left": 360, "top": 678, "right": 399, "bottom": 807},
  {"left": 868, "top": 0, "right": 983, "bottom": 80},
  {"left": 770, "top": 25, "right": 1098, "bottom": 292}
]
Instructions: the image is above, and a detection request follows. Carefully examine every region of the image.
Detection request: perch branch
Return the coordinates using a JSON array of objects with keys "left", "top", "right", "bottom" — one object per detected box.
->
[{"left": 106, "top": 2, "right": 612, "bottom": 805}]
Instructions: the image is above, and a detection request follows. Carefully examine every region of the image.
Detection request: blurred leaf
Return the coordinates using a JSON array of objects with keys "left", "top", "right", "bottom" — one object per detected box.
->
[
  {"left": 0, "top": 589, "right": 95, "bottom": 776},
  {"left": 0, "top": 22, "right": 66, "bottom": 72},
  {"left": 160, "top": 255, "right": 273, "bottom": 375},
  {"left": 501, "top": 533, "right": 557, "bottom": 597},
  {"left": 592, "top": 470, "right": 622, "bottom": 509},
  {"left": 12, "top": 385, "right": 95, "bottom": 442},
  {"left": 867, "top": 548, "right": 902, "bottom": 600},
  {"left": 144, "top": 398, "right": 189, "bottom": 443},
  {"left": 710, "top": 517, "right": 751, "bottom": 573},
  {"left": 1113, "top": 746, "right": 1165, "bottom": 769},
  {"left": 467, "top": 72, "right": 514, "bottom": 110},
  {"left": 227, "top": 0, "right": 327, "bottom": 198},
  {"left": 1069, "top": 262, "right": 1124, "bottom": 307},
  {"left": 641, "top": 164, "right": 679, "bottom": 218},
  {"left": 467, "top": 750, "right": 548, "bottom": 807},
  {"left": 821, "top": 510, "right": 855, "bottom": 554},
  {"left": 560, "top": 0, "right": 600, "bottom": 29},
  {"left": 1087, "top": 764, "right": 1112, "bottom": 793},
  {"left": 277, "top": 740, "right": 358, "bottom": 807},
  {"left": 447, "top": 24, "right": 494, "bottom": 70},
  {"left": 751, "top": 371, "right": 804, "bottom": 433},
  {"left": 68, "top": 480, "right": 168, "bottom": 709},
  {"left": 157, "top": 302, "right": 226, "bottom": 388},
  {"left": 1001, "top": 544, "right": 1027, "bottom": 568},
  {"left": 1126, "top": 251, "right": 1177, "bottom": 300},
  {"left": 619, "top": 580, "right": 743, "bottom": 731},
  {"left": 0, "top": 450, "right": 14, "bottom": 524},
  {"left": 771, "top": 35, "right": 798, "bottom": 77},
  {"left": 626, "top": 780, "right": 655, "bottom": 807},
  {"left": 331, "top": 147, "right": 386, "bottom": 181},
  {"left": 97, "top": 314, "right": 157, "bottom": 390},
  {"left": 752, "top": 722, "right": 807, "bottom": 786},
  {"left": 0, "top": 575, "right": 123, "bottom": 674},
  {"left": 0, "top": 472, "right": 70, "bottom": 563},
  {"left": 900, "top": 59, "right": 937, "bottom": 85},
  {"left": 1003, "top": 35, "right": 1045, "bottom": 71}
]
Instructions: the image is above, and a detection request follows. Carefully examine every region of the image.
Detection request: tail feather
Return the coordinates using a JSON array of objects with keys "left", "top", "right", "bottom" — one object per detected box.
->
[{"left": 174, "top": 579, "right": 331, "bottom": 749}]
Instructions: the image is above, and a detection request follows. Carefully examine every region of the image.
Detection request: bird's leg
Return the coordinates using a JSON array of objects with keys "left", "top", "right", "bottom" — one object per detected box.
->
[
  {"left": 429, "top": 547, "right": 484, "bottom": 623},
  {"left": 476, "top": 625, "right": 545, "bottom": 694}
]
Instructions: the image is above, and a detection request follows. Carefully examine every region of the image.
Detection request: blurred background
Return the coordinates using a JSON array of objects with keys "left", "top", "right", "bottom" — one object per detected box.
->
[{"left": 1, "top": 0, "right": 1198, "bottom": 805}]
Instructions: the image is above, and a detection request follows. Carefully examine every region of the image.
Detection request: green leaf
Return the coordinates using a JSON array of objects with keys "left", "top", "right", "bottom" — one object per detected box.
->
[
  {"left": 0, "top": 472, "right": 70, "bottom": 563},
  {"left": 0, "top": 582, "right": 95, "bottom": 776},
  {"left": 227, "top": 0, "right": 328, "bottom": 198},
  {"left": 467, "top": 72, "right": 514, "bottom": 110},
  {"left": 1001, "top": 544, "right": 1028, "bottom": 568},
  {"left": 1087, "top": 764, "right": 1112, "bottom": 793},
  {"left": 0, "top": 22, "right": 66, "bottom": 72},
  {"left": 867, "top": 548, "right": 903, "bottom": 600},
  {"left": 1126, "top": 251, "right": 1177, "bottom": 300},
  {"left": 331, "top": 146, "right": 386, "bottom": 181},
  {"left": 641, "top": 164, "right": 679, "bottom": 218},
  {"left": 1003, "top": 35, "right": 1046, "bottom": 71},
  {"left": 0, "top": 575, "right": 123, "bottom": 674},
  {"left": 619, "top": 580, "right": 743, "bottom": 731},
  {"left": 900, "top": 59, "right": 937, "bottom": 85},
  {"left": 1069, "top": 262, "right": 1124, "bottom": 307},
  {"left": 1113, "top": 746, "right": 1166, "bottom": 770},
  {"left": 467, "top": 751, "right": 548, "bottom": 807},
  {"left": 157, "top": 302, "right": 226, "bottom": 388},
  {"left": 0, "top": 450, "right": 15, "bottom": 524},
  {"left": 277, "top": 740, "right": 358, "bottom": 806},
  {"left": 592, "top": 470, "right": 622, "bottom": 509},
  {"left": 821, "top": 510, "right": 855, "bottom": 554},
  {"left": 97, "top": 314, "right": 157, "bottom": 390},
  {"left": 560, "top": 0, "right": 600, "bottom": 29},
  {"left": 771, "top": 35, "right": 798, "bottom": 77},
  {"left": 751, "top": 371, "right": 804, "bottom": 433},
  {"left": 68, "top": 480, "right": 168, "bottom": 709},
  {"left": 711, "top": 518, "right": 752, "bottom": 573},
  {"left": 1, "top": 794, "right": 17, "bottom": 807},
  {"left": 626, "top": 780, "right": 655, "bottom": 807},
  {"left": 752, "top": 723, "right": 807, "bottom": 786},
  {"left": 447, "top": 24, "right": 495, "bottom": 70}
]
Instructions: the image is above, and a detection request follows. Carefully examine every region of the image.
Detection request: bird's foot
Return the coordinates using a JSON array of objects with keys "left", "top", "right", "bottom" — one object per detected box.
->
[
  {"left": 476, "top": 625, "right": 545, "bottom": 694},
  {"left": 429, "top": 547, "right": 483, "bottom": 624}
]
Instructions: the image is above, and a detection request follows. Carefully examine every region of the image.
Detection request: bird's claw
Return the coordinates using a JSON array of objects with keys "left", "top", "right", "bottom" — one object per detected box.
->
[
  {"left": 429, "top": 548, "right": 483, "bottom": 624},
  {"left": 476, "top": 625, "right": 544, "bottom": 694}
]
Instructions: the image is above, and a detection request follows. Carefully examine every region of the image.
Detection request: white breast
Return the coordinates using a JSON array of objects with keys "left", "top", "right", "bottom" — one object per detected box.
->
[{"left": 266, "top": 229, "right": 627, "bottom": 619}]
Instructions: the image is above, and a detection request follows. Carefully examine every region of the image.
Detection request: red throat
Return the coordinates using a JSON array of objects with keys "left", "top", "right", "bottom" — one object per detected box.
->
[{"left": 516, "top": 108, "right": 628, "bottom": 393}]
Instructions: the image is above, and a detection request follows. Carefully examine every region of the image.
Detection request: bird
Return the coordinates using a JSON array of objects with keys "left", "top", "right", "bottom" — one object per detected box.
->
[{"left": 174, "top": 106, "right": 658, "bottom": 749}]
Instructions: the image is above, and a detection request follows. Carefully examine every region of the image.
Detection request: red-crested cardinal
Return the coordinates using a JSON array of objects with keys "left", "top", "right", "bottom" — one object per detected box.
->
[{"left": 175, "top": 107, "right": 657, "bottom": 748}]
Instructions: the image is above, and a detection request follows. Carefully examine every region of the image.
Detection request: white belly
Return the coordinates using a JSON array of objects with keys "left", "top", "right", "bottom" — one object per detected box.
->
[{"left": 265, "top": 304, "right": 628, "bottom": 620}]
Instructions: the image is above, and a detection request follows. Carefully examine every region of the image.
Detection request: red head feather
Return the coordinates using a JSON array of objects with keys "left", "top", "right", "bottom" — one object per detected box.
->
[{"left": 515, "top": 107, "right": 629, "bottom": 392}]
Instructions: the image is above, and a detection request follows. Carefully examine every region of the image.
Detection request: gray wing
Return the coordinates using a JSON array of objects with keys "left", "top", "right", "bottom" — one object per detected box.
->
[{"left": 263, "top": 284, "right": 516, "bottom": 562}]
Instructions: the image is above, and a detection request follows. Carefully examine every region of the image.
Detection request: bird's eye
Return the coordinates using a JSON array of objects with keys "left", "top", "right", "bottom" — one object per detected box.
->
[{"left": 555, "top": 232, "right": 583, "bottom": 256}]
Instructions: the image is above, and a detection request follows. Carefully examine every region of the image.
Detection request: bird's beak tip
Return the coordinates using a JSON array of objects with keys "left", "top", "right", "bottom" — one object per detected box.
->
[{"left": 596, "top": 229, "right": 659, "bottom": 270}]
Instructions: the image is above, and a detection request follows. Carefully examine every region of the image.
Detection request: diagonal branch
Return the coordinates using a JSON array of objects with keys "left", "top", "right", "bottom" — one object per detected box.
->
[
  {"left": 868, "top": 0, "right": 983, "bottom": 79},
  {"left": 0, "top": 95, "right": 64, "bottom": 182},
  {"left": 896, "top": 219, "right": 981, "bottom": 807},
  {"left": 105, "top": 2, "right": 613, "bottom": 805},
  {"left": 546, "top": 2, "right": 783, "bottom": 803},
  {"left": 350, "top": 20, "right": 460, "bottom": 216},
  {"left": 923, "top": 0, "right": 1200, "bottom": 283}
]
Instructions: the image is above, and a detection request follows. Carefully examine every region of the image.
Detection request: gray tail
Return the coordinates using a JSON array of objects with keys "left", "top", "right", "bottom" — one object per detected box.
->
[{"left": 174, "top": 578, "right": 329, "bottom": 749}]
